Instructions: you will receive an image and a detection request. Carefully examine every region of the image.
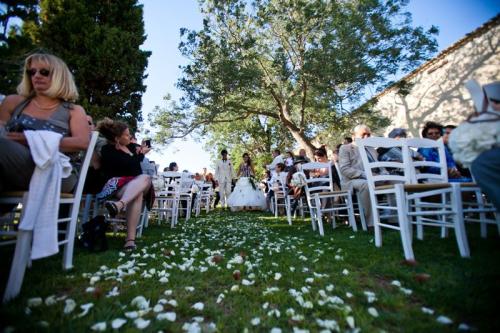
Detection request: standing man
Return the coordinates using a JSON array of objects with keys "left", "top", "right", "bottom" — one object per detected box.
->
[{"left": 214, "top": 149, "right": 235, "bottom": 209}]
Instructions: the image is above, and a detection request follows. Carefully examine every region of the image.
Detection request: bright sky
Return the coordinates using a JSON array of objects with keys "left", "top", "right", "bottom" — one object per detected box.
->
[{"left": 139, "top": 0, "right": 499, "bottom": 173}]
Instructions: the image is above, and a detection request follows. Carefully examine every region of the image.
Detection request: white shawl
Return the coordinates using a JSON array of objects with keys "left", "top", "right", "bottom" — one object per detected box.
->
[{"left": 19, "top": 130, "right": 72, "bottom": 260}]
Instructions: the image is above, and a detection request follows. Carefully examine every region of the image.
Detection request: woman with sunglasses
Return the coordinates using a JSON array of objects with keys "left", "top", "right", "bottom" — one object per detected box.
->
[{"left": 0, "top": 52, "right": 90, "bottom": 194}]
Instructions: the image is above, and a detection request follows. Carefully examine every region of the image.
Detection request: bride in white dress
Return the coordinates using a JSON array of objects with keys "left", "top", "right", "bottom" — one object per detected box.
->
[{"left": 227, "top": 153, "right": 267, "bottom": 211}]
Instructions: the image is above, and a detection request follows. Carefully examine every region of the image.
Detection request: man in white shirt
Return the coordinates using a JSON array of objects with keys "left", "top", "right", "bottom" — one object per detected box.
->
[
  {"left": 214, "top": 149, "right": 235, "bottom": 209},
  {"left": 266, "top": 149, "right": 284, "bottom": 171}
]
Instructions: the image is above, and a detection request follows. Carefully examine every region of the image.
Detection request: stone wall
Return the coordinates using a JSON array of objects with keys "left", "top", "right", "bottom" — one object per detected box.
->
[{"left": 372, "top": 17, "right": 499, "bottom": 137}]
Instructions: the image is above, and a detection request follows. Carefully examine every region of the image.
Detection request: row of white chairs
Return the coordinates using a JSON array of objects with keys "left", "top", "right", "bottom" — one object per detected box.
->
[
  {"left": 357, "top": 137, "right": 498, "bottom": 261},
  {"left": 270, "top": 163, "right": 367, "bottom": 234}
]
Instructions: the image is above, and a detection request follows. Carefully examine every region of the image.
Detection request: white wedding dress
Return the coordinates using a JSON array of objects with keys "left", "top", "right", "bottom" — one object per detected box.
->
[{"left": 227, "top": 177, "right": 267, "bottom": 211}]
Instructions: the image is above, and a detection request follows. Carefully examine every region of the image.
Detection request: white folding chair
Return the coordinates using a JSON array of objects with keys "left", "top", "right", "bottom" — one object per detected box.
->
[
  {"left": 194, "top": 183, "right": 213, "bottom": 217},
  {"left": 176, "top": 174, "right": 194, "bottom": 221},
  {"left": 357, "top": 137, "right": 470, "bottom": 261},
  {"left": 151, "top": 182, "right": 179, "bottom": 228},
  {"left": 272, "top": 173, "right": 292, "bottom": 224},
  {"left": 0, "top": 131, "right": 99, "bottom": 302},
  {"left": 301, "top": 162, "right": 356, "bottom": 235}
]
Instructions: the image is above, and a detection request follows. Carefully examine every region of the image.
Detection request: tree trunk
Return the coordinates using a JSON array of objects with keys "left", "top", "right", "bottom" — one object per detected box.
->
[{"left": 279, "top": 104, "right": 317, "bottom": 160}]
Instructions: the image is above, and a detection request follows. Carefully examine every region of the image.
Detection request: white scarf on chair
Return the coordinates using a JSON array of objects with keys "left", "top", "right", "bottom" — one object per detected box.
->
[{"left": 19, "top": 130, "right": 72, "bottom": 260}]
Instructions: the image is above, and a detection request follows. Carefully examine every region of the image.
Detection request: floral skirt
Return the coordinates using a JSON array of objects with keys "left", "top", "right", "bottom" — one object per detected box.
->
[{"left": 96, "top": 176, "right": 155, "bottom": 209}]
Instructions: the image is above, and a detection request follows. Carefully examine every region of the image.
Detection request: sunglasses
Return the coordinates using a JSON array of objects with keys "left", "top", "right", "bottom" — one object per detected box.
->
[{"left": 26, "top": 68, "right": 51, "bottom": 77}]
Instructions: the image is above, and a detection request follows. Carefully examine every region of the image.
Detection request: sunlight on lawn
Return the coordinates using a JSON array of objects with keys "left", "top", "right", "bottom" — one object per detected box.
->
[{"left": 1, "top": 210, "right": 499, "bottom": 332}]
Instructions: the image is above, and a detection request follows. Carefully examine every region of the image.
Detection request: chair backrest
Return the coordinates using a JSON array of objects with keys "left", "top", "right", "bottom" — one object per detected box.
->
[
  {"left": 356, "top": 137, "right": 411, "bottom": 189},
  {"left": 71, "top": 131, "right": 99, "bottom": 199},
  {"left": 404, "top": 138, "right": 448, "bottom": 183},
  {"left": 300, "top": 162, "right": 334, "bottom": 193}
]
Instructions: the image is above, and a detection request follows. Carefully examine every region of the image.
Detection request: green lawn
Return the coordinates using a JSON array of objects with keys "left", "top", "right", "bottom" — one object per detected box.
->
[{"left": 1, "top": 210, "right": 499, "bottom": 332}]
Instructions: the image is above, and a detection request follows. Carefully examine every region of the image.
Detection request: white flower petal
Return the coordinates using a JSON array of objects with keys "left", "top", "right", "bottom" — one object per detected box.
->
[
  {"left": 192, "top": 302, "right": 204, "bottom": 311},
  {"left": 134, "top": 318, "right": 150, "bottom": 329},
  {"left": 251, "top": 317, "right": 261, "bottom": 326},
  {"left": 157, "top": 312, "right": 176, "bottom": 322},
  {"left": 367, "top": 307, "right": 379, "bottom": 317},
  {"left": 421, "top": 307, "right": 434, "bottom": 315},
  {"left": 153, "top": 304, "right": 164, "bottom": 313},
  {"left": 91, "top": 322, "right": 106, "bottom": 331},
  {"left": 27, "top": 297, "right": 43, "bottom": 307},
  {"left": 63, "top": 299, "right": 76, "bottom": 314},
  {"left": 111, "top": 318, "right": 127, "bottom": 329},
  {"left": 436, "top": 315, "right": 453, "bottom": 325}
]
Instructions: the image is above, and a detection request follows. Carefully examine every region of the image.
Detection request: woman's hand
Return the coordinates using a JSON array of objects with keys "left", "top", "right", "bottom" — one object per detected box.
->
[{"left": 6, "top": 131, "right": 28, "bottom": 145}]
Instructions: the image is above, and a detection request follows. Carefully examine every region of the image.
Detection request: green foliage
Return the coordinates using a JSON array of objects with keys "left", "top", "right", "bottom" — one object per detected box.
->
[
  {"left": 154, "top": 0, "right": 438, "bottom": 157},
  {"left": 23, "top": 0, "right": 151, "bottom": 128},
  {"left": 0, "top": 0, "right": 39, "bottom": 95}
]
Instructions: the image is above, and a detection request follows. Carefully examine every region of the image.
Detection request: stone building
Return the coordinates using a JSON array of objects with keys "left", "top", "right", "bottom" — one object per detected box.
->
[{"left": 371, "top": 15, "right": 499, "bottom": 137}]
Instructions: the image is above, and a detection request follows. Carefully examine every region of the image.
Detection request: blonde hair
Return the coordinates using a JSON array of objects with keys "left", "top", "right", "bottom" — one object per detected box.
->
[{"left": 17, "top": 53, "right": 79, "bottom": 102}]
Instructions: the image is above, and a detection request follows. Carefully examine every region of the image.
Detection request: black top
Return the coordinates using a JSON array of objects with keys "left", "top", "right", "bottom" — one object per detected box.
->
[{"left": 100, "top": 143, "right": 144, "bottom": 179}]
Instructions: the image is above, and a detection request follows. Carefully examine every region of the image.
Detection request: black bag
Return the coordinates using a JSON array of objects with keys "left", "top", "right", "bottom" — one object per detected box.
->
[{"left": 78, "top": 215, "right": 108, "bottom": 252}]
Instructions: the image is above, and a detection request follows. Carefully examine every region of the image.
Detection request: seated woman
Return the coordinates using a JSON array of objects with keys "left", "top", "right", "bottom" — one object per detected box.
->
[
  {"left": 227, "top": 153, "right": 266, "bottom": 211},
  {"left": 312, "top": 148, "right": 341, "bottom": 189},
  {"left": 418, "top": 121, "right": 472, "bottom": 182},
  {"left": 95, "top": 118, "right": 152, "bottom": 251},
  {"left": 0, "top": 52, "right": 89, "bottom": 195}
]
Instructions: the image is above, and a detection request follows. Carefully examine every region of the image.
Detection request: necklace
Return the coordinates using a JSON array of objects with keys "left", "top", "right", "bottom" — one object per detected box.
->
[{"left": 32, "top": 98, "right": 60, "bottom": 110}]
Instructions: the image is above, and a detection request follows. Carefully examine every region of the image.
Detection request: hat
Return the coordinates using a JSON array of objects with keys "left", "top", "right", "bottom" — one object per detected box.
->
[
  {"left": 483, "top": 81, "right": 500, "bottom": 102},
  {"left": 293, "top": 156, "right": 308, "bottom": 165},
  {"left": 388, "top": 128, "right": 407, "bottom": 138}
]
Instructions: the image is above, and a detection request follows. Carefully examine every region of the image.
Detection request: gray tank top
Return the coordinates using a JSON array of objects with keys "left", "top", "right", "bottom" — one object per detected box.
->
[{"left": 5, "top": 98, "right": 72, "bottom": 136}]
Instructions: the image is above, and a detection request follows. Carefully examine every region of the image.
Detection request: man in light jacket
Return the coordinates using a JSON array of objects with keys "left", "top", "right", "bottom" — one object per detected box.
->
[
  {"left": 339, "top": 124, "right": 377, "bottom": 227},
  {"left": 214, "top": 149, "right": 235, "bottom": 209}
]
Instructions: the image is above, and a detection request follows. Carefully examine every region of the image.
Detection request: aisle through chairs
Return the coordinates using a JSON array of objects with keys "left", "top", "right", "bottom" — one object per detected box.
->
[
  {"left": 301, "top": 162, "right": 357, "bottom": 236},
  {"left": 0, "top": 131, "right": 99, "bottom": 302},
  {"left": 357, "top": 137, "right": 470, "bottom": 261}
]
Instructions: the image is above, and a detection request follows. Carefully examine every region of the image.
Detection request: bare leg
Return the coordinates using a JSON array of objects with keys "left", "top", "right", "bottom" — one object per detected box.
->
[{"left": 113, "top": 175, "right": 151, "bottom": 247}]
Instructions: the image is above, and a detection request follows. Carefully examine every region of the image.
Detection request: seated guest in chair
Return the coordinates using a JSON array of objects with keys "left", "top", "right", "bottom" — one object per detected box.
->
[
  {"left": 0, "top": 52, "right": 90, "bottom": 196},
  {"left": 95, "top": 118, "right": 153, "bottom": 251},
  {"left": 418, "top": 121, "right": 471, "bottom": 182},
  {"left": 339, "top": 124, "right": 376, "bottom": 227}
]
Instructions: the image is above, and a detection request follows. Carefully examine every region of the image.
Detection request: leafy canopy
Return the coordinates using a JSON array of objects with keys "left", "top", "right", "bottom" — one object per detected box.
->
[{"left": 153, "top": 0, "right": 438, "bottom": 157}]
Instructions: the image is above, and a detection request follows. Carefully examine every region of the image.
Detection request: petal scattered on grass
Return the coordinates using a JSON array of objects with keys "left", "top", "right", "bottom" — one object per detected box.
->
[
  {"left": 63, "top": 299, "right": 76, "bottom": 314},
  {"left": 111, "top": 318, "right": 127, "bottom": 329},
  {"left": 436, "top": 315, "right": 453, "bottom": 325},
  {"left": 157, "top": 312, "right": 176, "bottom": 322},
  {"left": 367, "top": 307, "right": 379, "bottom": 317},
  {"left": 250, "top": 317, "right": 260, "bottom": 326},
  {"left": 90, "top": 322, "right": 106, "bottom": 331},
  {"left": 192, "top": 302, "right": 204, "bottom": 311},
  {"left": 27, "top": 297, "right": 43, "bottom": 307},
  {"left": 134, "top": 318, "right": 151, "bottom": 329}
]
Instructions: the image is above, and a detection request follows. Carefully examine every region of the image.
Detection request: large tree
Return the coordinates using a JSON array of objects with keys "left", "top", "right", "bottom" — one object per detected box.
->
[
  {"left": 159, "top": 0, "right": 438, "bottom": 157},
  {"left": 0, "top": 0, "right": 38, "bottom": 95},
  {"left": 24, "top": 0, "right": 151, "bottom": 127}
]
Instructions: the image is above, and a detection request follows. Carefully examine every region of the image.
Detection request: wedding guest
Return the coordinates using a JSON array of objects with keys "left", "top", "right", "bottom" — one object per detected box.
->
[
  {"left": 284, "top": 151, "right": 294, "bottom": 171},
  {"left": 266, "top": 149, "right": 284, "bottom": 171},
  {"left": 298, "top": 148, "right": 311, "bottom": 163},
  {"left": 96, "top": 118, "right": 152, "bottom": 251},
  {"left": 442, "top": 124, "right": 471, "bottom": 178},
  {"left": 419, "top": 121, "right": 471, "bottom": 182},
  {"left": 0, "top": 52, "right": 89, "bottom": 194},
  {"left": 313, "top": 148, "right": 341, "bottom": 189},
  {"left": 339, "top": 124, "right": 376, "bottom": 226}
]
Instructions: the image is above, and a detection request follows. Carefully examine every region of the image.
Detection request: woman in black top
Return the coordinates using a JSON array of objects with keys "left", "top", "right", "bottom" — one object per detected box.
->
[{"left": 96, "top": 118, "right": 151, "bottom": 251}]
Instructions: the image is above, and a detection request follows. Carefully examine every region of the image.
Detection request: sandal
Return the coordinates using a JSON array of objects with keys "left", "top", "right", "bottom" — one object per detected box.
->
[
  {"left": 105, "top": 200, "right": 125, "bottom": 218},
  {"left": 124, "top": 239, "right": 136, "bottom": 252}
]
